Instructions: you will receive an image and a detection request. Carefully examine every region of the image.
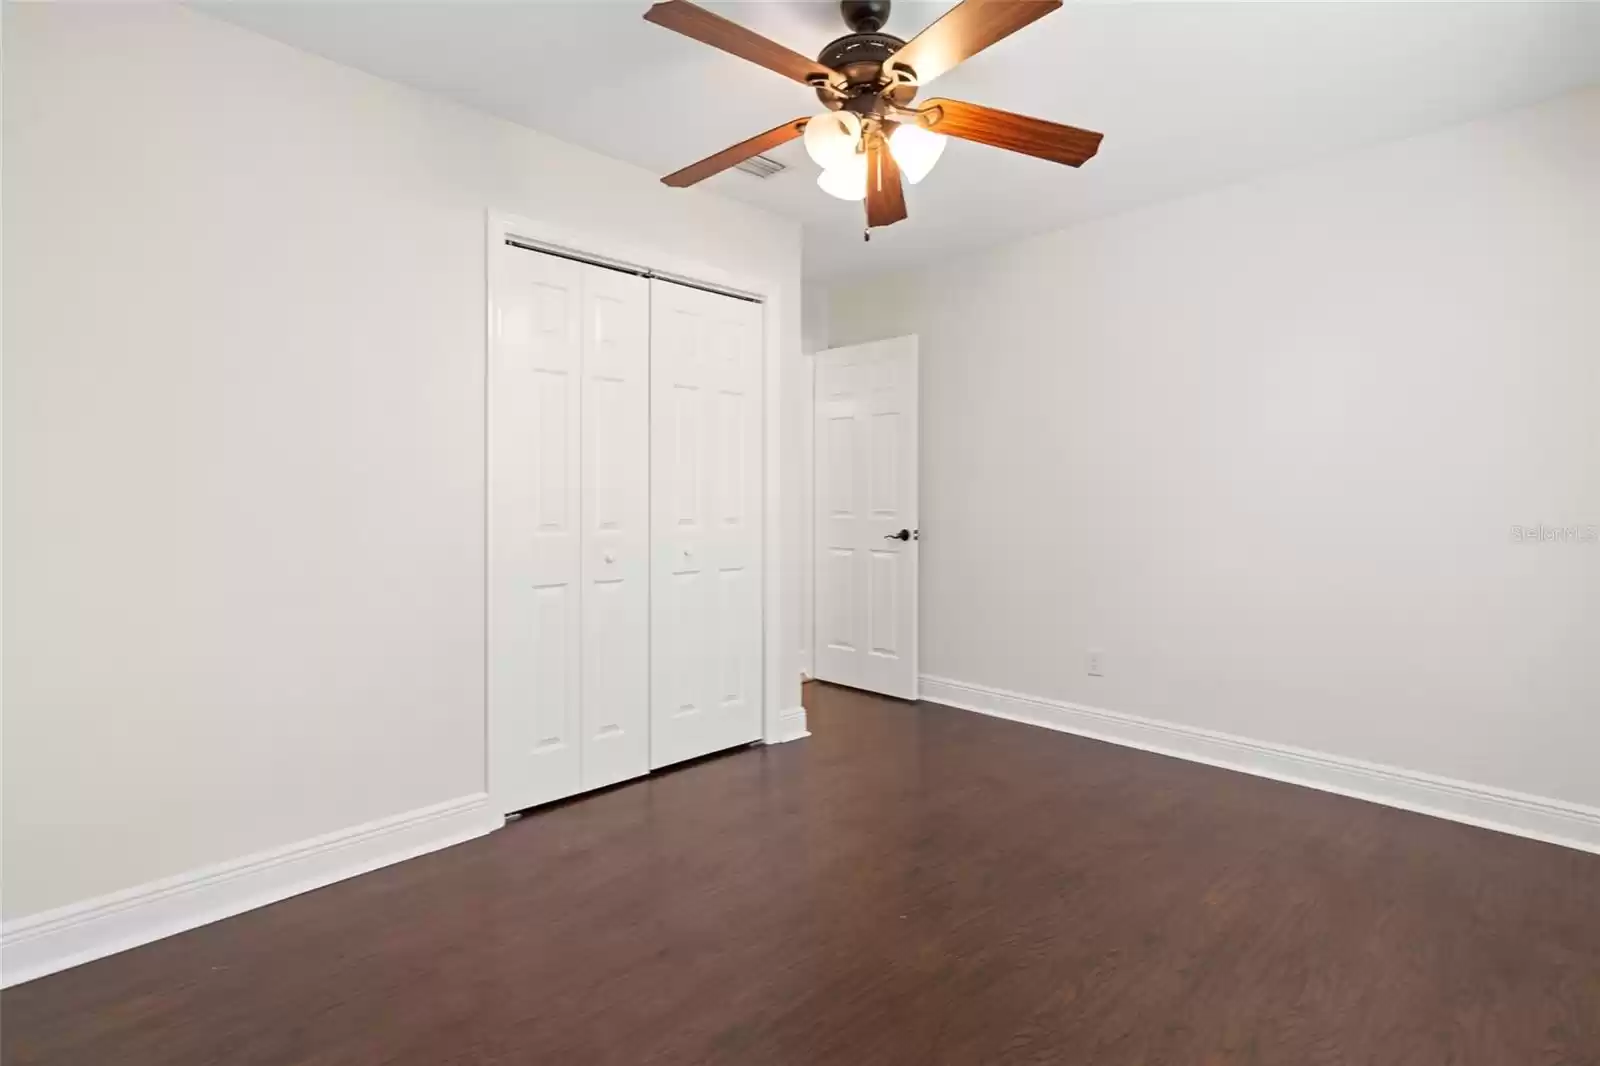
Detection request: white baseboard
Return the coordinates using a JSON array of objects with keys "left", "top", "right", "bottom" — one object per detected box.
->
[
  {"left": 772, "top": 705, "right": 811, "bottom": 744},
  {"left": 1, "top": 793, "right": 501, "bottom": 988},
  {"left": 920, "top": 675, "right": 1600, "bottom": 856}
]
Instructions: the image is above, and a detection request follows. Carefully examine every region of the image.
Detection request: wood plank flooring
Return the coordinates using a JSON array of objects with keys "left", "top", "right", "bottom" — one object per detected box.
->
[{"left": 5, "top": 682, "right": 1599, "bottom": 1065}]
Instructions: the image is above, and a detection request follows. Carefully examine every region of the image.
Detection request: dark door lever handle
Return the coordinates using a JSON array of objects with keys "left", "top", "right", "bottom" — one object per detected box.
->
[{"left": 884, "top": 529, "right": 912, "bottom": 541}]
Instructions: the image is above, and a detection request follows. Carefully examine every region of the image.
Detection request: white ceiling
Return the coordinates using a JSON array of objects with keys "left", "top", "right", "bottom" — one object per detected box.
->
[{"left": 204, "top": 1, "right": 1600, "bottom": 278}]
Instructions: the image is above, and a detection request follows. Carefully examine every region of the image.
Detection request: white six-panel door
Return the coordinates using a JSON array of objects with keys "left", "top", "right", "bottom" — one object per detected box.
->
[
  {"left": 813, "top": 336, "right": 920, "bottom": 699},
  {"left": 490, "top": 245, "right": 650, "bottom": 811},
  {"left": 577, "top": 266, "right": 651, "bottom": 790},
  {"left": 490, "top": 246, "right": 583, "bottom": 810},
  {"left": 649, "top": 279, "right": 764, "bottom": 768}
]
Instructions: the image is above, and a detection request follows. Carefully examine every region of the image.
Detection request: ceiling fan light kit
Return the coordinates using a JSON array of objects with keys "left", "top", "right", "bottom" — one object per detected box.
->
[
  {"left": 889, "top": 123, "right": 946, "bottom": 184},
  {"left": 818, "top": 152, "right": 870, "bottom": 201},
  {"left": 804, "top": 110, "right": 863, "bottom": 170},
  {"left": 646, "top": 0, "right": 1104, "bottom": 233}
]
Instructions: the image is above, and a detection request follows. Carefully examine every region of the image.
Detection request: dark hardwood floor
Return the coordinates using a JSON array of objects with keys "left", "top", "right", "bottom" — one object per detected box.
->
[{"left": 6, "top": 682, "right": 1599, "bottom": 1065}]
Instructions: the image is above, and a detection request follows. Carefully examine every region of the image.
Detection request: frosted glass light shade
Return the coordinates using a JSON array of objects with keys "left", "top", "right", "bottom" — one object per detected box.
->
[
  {"left": 817, "top": 152, "right": 868, "bottom": 201},
  {"left": 890, "top": 124, "right": 947, "bottom": 184},
  {"left": 804, "top": 111, "right": 862, "bottom": 170}
]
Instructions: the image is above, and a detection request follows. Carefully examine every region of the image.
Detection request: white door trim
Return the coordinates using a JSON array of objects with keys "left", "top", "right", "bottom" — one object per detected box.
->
[
  {"left": 799, "top": 353, "right": 816, "bottom": 681},
  {"left": 484, "top": 210, "right": 788, "bottom": 815}
]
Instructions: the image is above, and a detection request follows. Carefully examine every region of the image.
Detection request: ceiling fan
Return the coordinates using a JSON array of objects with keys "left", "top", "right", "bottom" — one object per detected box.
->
[{"left": 643, "top": 0, "right": 1103, "bottom": 234}]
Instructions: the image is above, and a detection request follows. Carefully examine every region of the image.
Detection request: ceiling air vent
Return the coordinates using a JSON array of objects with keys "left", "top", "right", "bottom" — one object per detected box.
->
[{"left": 733, "top": 154, "right": 786, "bottom": 179}]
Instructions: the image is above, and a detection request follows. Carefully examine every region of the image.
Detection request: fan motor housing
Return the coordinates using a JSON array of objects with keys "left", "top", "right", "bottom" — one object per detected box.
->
[{"left": 815, "top": 32, "right": 917, "bottom": 113}]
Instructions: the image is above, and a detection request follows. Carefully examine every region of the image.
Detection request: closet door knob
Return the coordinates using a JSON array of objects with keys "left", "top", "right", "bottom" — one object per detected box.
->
[
  {"left": 683, "top": 547, "right": 694, "bottom": 559},
  {"left": 604, "top": 552, "right": 616, "bottom": 564}
]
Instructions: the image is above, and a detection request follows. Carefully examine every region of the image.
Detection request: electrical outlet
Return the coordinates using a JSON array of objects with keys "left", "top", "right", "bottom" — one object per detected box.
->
[{"left": 1087, "top": 650, "right": 1105, "bottom": 677}]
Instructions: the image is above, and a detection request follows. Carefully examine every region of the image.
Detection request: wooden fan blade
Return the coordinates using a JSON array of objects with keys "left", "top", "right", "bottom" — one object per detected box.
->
[
  {"left": 865, "top": 133, "right": 908, "bottom": 228},
  {"left": 643, "top": 1, "right": 835, "bottom": 86},
  {"left": 661, "top": 118, "right": 809, "bottom": 187},
  {"left": 920, "top": 97, "right": 1103, "bottom": 166},
  {"left": 888, "top": 0, "right": 1061, "bottom": 86}
]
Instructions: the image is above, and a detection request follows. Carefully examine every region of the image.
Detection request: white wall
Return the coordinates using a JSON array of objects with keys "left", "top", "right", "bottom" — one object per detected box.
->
[
  {"left": 2, "top": 3, "right": 802, "bottom": 921},
  {"left": 797, "top": 286, "right": 830, "bottom": 677},
  {"left": 828, "top": 88, "right": 1600, "bottom": 809}
]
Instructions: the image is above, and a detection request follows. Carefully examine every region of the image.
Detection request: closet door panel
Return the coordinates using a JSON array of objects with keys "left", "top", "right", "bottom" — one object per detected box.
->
[
  {"left": 705, "top": 310, "right": 761, "bottom": 729},
  {"left": 490, "top": 246, "right": 583, "bottom": 811},
  {"left": 579, "top": 265, "right": 651, "bottom": 791},
  {"left": 651, "top": 297, "right": 709, "bottom": 732},
  {"left": 650, "top": 280, "right": 763, "bottom": 768}
]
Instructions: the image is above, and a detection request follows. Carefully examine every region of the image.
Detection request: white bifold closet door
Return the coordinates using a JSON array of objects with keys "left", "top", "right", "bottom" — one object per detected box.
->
[
  {"left": 490, "top": 245, "right": 650, "bottom": 812},
  {"left": 649, "top": 279, "right": 764, "bottom": 768}
]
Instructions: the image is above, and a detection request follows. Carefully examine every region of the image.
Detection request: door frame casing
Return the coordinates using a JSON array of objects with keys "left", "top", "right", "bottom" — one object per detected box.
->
[{"left": 484, "top": 209, "right": 788, "bottom": 817}]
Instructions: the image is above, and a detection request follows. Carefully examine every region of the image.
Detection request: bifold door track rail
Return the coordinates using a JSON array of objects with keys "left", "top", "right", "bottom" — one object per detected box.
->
[{"left": 504, "top": 238, "right": 761, "bottom": 304}]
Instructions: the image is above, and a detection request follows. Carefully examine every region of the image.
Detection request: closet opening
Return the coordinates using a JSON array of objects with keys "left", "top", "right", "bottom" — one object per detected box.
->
[{"left": 487, "top": 226, "right": 781, "bottom": 817}]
